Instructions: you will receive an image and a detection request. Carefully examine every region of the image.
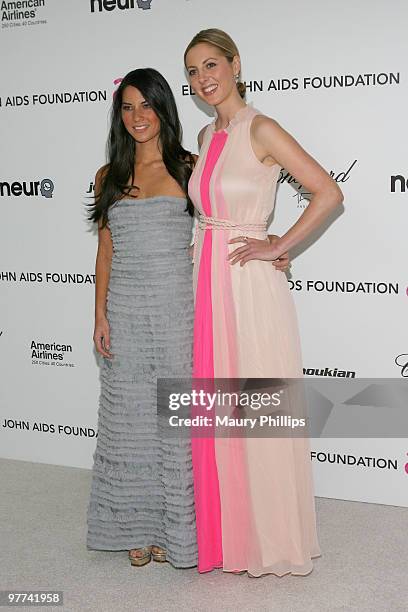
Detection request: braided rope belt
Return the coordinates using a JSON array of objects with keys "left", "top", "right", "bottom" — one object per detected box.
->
[{"left": 198, "top": 214, "right": 267, "bottom": 232}]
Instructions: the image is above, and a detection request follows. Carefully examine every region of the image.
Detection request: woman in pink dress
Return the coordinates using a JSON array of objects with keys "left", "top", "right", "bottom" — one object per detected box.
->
[{"left": 185, "top": 29, "right": 344, "bottom": 577}]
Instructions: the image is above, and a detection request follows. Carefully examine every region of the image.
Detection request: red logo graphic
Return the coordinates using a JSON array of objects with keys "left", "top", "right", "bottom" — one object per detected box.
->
[{"left": 113, "top": 78, "right": 123, "bottom": 97}]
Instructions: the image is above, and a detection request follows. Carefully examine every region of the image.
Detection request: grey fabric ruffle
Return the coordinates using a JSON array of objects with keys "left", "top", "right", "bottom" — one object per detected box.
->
[{"left": 87, "top": 198, "right": 197, "bottom": 568}]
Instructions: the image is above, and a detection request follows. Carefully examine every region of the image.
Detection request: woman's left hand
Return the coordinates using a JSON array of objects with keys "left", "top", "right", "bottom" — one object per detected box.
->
[
  {"left": 268, "top": 234, "right": 290, "bottom": 271},
  {"left": 228, "top": 235, "right": 290, "bottom": 270}
]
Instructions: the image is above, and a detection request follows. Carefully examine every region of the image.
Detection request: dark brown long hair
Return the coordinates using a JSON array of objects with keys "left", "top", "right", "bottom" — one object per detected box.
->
[{"left": 88, "top": 68, "right": 194, "bottom": 227}]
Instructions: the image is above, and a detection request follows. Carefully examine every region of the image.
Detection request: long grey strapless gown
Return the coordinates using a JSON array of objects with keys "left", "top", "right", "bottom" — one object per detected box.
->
[{"left": 86, "top": 196, "right": 197, "bottom": 568}]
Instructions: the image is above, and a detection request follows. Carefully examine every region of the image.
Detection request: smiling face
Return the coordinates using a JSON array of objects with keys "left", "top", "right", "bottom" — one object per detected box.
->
[
  {"left": 185, "top": 42, "right": 241, "bottom": 106},
  {"left": 120, "top": 85, "right": 160, "bottom": 144}
]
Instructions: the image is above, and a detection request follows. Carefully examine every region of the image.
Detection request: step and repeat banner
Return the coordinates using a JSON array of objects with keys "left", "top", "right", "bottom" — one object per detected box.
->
[{"left": 1, "top": 0, "right": 407, "bottom": 506}]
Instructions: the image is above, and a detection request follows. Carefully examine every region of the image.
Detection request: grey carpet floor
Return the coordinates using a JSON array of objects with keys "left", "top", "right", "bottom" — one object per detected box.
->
[{"left": 0, "top": 458, "right": 407, "bottom": 612}]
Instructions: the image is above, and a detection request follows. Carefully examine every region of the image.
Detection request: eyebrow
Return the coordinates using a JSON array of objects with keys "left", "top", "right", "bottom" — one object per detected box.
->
[{"left": 187, "top": 57, "right": 218, "bottom": 69}]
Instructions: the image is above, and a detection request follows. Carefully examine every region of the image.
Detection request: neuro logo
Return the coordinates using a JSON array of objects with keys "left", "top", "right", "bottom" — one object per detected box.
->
[
  {"left": 395, "top": 354, "right": 408, "bottom": 377},
  {"left": 40, "top": 179, "right": 54, "bottom": 198},
  {"left": 0, "top": 179, "right": 54, "bottom": 198},
  {"left": 390, "top": 175, "right": 408, "bottom": 193},
  {"left": 90, "top": 0, "right": 152, "bottom": 13}
]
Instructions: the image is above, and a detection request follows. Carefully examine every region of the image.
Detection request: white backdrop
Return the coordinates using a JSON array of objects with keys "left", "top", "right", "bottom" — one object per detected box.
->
[{"left": 1, "top": 0, "right": 407, "bottom": 506}]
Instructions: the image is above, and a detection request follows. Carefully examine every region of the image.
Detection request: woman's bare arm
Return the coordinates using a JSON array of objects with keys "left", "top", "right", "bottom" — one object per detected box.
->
[
  {"left": 93, "top": 166, "right": 113, "bottom": 358},
  {"left": 229, "top": 116, "right": 343, "bottom": 265}
]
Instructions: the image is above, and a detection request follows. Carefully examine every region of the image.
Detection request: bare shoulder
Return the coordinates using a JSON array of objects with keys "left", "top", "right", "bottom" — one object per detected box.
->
[
  {"left": 184, "top": 152, "right": 198, "bottom": 169},
  {"left": 95, "top": 164, "right": 109, "bottom": 192},
  {"left": 250, "top": 115, "right": 289, "bottom": 166},
  {"left": 95, "top": 163, "right": 109, "bottom": 179},
  {"left": 251, "top": 114, "right": 287, "bottom": 145},
  {"left": 198, "top": 124, "right": 210, "bottom": 148},
  {"left": 250, "top": 113, "right": 307, "bottom": 167}
]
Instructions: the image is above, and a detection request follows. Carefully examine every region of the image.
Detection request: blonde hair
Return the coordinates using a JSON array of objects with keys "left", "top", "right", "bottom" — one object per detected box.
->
[{"left": 184, "top": 28, "right": 246, "bottom": 99}]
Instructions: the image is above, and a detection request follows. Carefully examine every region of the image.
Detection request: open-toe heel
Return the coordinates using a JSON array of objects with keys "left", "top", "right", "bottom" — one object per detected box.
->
[
  {"left": 151, "top": 546, "right": 167, "bottom": 563},
  {"left": 128, "top": 546, "right": 152, "bottom": 567}
]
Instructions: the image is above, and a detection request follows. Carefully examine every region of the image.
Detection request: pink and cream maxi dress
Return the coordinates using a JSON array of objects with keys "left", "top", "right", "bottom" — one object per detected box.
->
[{"left": 188, "top": 104, "right": 321, "bottom": 577}]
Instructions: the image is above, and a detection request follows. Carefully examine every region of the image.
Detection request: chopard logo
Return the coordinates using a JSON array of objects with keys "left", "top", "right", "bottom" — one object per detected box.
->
[
  {"left": 279, "top": 160, "right": 357, "bottom": 206},
  {"left": 395, "top": 354, "right": 408, "bottom": 377}
]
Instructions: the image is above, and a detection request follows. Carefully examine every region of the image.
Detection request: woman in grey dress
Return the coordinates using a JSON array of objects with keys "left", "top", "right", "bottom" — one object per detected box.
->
[{"left": 86, "top": 68, "right": 198, "bottom": 568}]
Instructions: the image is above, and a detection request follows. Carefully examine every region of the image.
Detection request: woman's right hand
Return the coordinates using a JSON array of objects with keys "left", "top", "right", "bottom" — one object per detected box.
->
[{"left": 93, "top": 316, "right": 113, "bottom": 358}]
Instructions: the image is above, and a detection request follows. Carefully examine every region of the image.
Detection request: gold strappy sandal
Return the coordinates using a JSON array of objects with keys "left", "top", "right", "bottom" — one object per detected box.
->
[
  {"left": 128, "top": 546, "right": 152, "bottom": 567},
  {"left": 151, "top": 545, "right": 167, "bottom": 563}
]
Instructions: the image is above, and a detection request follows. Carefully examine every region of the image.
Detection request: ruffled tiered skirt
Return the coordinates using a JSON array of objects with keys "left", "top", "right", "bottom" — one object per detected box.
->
[{"left": 86, "top": 198, "right": 197, "bottom": 568}]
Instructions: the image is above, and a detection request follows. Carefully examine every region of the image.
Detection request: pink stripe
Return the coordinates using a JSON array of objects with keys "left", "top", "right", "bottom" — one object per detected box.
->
[
  {"left": 211, "top": 144, "right": 250, "bottom": 571},
  {"left": 193, "top": 230, "right": 214, "bottom": 378},
  {"left": 192, "top": 131, "right": 227, "bottom": 572}
]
